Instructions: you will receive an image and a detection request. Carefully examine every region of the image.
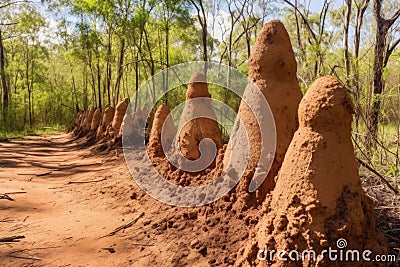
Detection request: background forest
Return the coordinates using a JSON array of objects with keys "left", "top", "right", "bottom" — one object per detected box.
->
[{"left": 0, "top": 0, "right": 400, "bottom": 177}]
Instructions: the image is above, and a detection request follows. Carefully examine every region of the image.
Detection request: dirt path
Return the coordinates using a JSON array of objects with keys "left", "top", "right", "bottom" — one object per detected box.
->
[
  {"left": 0, "top": 134, "right": 246, "bottom": 267},
  {"left": 0, "top": 134, "right": 161, "bottom": 266},
  {"left": 3, "top": 134, "right": 397, "bottom": 267}
]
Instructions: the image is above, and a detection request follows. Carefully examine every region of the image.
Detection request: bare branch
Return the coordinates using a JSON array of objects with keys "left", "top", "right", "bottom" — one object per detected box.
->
[
  {"left": 0, "top": 0, "right": 30, "bottom": 9},
  {"left": 0, "top": 22, "right": 19, "bottom": 26},
  {"left": 384, "top": 37, "right": 400, "bottom": 67},
  {"left": 283, "top": 0, "right": 317, "bottom": 42},
  {"left": 387, "top": 8, "right": 400, "bottom": 26}
]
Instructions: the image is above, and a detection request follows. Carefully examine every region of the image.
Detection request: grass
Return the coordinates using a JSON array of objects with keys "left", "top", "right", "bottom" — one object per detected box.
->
[
  {"left": 0, "top": 125, "right": 66, "bottom": 141},
  {"left": 353, "top": 122, "right": 400, "bottom": 191}
]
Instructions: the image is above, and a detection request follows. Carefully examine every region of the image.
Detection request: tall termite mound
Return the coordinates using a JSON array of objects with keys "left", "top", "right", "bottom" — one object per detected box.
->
[
  {"left": 109, "top": 98, "right": 129, "bottom": 138},
  {"left": 97, "top": 105, "right": 115, "bottom": 139},
  {"left": 223, "top": 20, "right": 302, "bottom": 204},
  {"left": 147, "top": 104, "right": 175, "bottom": 158},
  {"left": 237, "top": 76, "right": 389, "bottom": 266},
  {"left": 177, "top": 72, "right": 223, "bottom": 160},
  {"left": 90, "top": 108, "right": 102, "bottom": 133}
]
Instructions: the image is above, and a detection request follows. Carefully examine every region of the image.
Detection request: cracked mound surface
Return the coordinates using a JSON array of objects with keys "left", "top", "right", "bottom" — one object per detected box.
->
[{"left": 237, "top": 76, "right": 389, "bottom": 266}]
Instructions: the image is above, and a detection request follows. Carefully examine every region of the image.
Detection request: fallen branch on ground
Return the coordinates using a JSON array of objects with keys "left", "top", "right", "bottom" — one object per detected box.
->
[
  {"left": 55, "top": 162, "right": 102, "bottom": 171},
  {"left": 0, "top": 194, "right": 14, "bottom": 201},
  {"left": 0, "top": 217, "right": 13, "bottom": 223},
  {"left": 357, "top": 157, "right": 399, "bottom": 194},
  {"left": 9, "top": 255, "right": 41, "bottom": 261},
  {"left": 4, "top": 191, "right": 27, "bottom": 195},
  {"left": 0, "top": 235, "right": 25, "bottom": 242},
  {"left": 105, "top": 212, "right": 145, "bottom": 237},
  {"left": 374, "top": 206, "right": 400, "bottom": 210},
  {"left": 36, "top": 171, "right": 53, "bottom": 177},
  {"left": 65, "top": 177, "right": 106, "bottom": 185}
]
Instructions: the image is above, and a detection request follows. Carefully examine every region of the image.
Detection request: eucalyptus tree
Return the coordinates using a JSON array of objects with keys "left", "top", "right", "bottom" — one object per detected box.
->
[{"left": 368, "top": 0, "right": 400, "bottom": 142}]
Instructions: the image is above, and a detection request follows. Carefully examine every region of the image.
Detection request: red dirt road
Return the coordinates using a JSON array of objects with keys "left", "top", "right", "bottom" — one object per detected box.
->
[{"left": 0, "top": 134, "right": 249, "bottom": 267}]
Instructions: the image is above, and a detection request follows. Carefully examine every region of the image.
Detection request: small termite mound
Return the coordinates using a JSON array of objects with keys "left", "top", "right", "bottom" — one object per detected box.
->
[
  {"left": 96, "top": 105, "right": 115, "bottom": 139},
  {"left": 237, "top": 76, "right": 389, "bottom": 266},
  {"left": 90, "top": 108, "right": 102, "bottom": 134},
  {"left": 108, "top": 98, "right": 129, "bottom": 138},
  {"left": 70, "top": 112, "right": 82, "bottom": 134},
  {"left": 177, "top": 72, "right": 223, "bottom": 161},
  {"left": 83, "top": 108, "right": 95, "bottom": 135},
  {"left": 223, "top": 20, "right": 302, "bottom": 207},
  {"left": 76, "top": 110, "right": 87, "bottom": 134},
  {"left": 147, "top": 104, "right": 175, "bottom": 158}
]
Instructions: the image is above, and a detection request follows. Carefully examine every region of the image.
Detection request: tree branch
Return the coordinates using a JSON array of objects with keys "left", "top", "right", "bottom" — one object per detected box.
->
[
  {"left": 384, "top": 37, "right": 400, "bottom": 67},
  {"left": 0, "top": 22, "right": 19, "bottom": 26},
  {"left": 387, "top": 8, "right": 400, "bottom": 26},
  {"left": 0, "top": 0, "right": 30, "bottom": 9},
  {"left": 283, "top": 0, "right": 317, "bottom": 42}
]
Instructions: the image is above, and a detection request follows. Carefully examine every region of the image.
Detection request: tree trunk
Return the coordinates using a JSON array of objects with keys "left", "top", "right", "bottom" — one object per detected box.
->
[
  {"left": 106, "top": 27, "right": 112, "bottom": 107},
  {"left": 191, "top": 0, "right": 208, "bottom": 73},
  {"left": 26, "top": 49, "right": 32, "bottom": 128},
  {"left": 0, "top": 29, "right": 9, "bottom": 126},
  {"left": 369, "top": 0, "right": 400, "bottom": 143},
  {"left": 353, "top": 0, "right": 369, "bottom": 131},
  {"left": 165, "top": 20, "right": 169, "bottom": 104},
  {"left": 97, "top": 51, "right": 102, "bottom": 110},
  {"left": 114, "top": 37, "right": 125, "bottom": 106},
  {"left": 144, "top": 28, "right": 155, "bottom": 102},
  {"left": 343, "top": 0, "right": 352, "bottom": 84}
]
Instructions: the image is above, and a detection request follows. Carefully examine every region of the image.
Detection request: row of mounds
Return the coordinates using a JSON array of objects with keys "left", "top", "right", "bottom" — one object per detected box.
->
[
  {"left": 67, "top": 19, "right": 396, "bottom": 267},
  {"left": 69, "top": 98, "right": 130, "bottom": 150},
  {"left": 142, "top": 20, "right": 394, "bottom": 266}
]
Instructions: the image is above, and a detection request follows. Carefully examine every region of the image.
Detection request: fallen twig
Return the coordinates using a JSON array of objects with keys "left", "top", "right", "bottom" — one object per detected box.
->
[
  {"left": 0, "top": 235, "right": 25, "bottom": 242},
  {"left": 36, "top": 171, "right": 53, "bottom": 177},
  {"left": 105, "top": 212, "right": 144, "bottom": 237},
  {"left": 374, "top": 206, "right": 400, "bottom": 210},
  {"left": 55, "top": 163, "right": 102, "bottom": 171},
  {"left": 4, "top": 191, "right": 27, "bottom": 195},
  {"left": 357, "top": 157, "right": 399, "bottom": 194},
  {"left": 0, "top": 217, "right": 13, "bottom": 223},
  {"left": 10, "top": 245, "right": 62, "bottom": 254},
  {"left": 0, "top": 194, "right": 14, "bottom": 201},
  {"left": 384, "top": 228, "right": 400, "bottom": 233},
  {"left": 130, "top": 243, "right": 155, "bottom": 247},
  {"left": 9, "top": 255, "right": 41, "bottom": 261},
  {"left": 65, "top": 177, "right": 106, "bottom": 185},
  {"left": 384, "top": 233, "right": 400, "bottom": 242}
]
